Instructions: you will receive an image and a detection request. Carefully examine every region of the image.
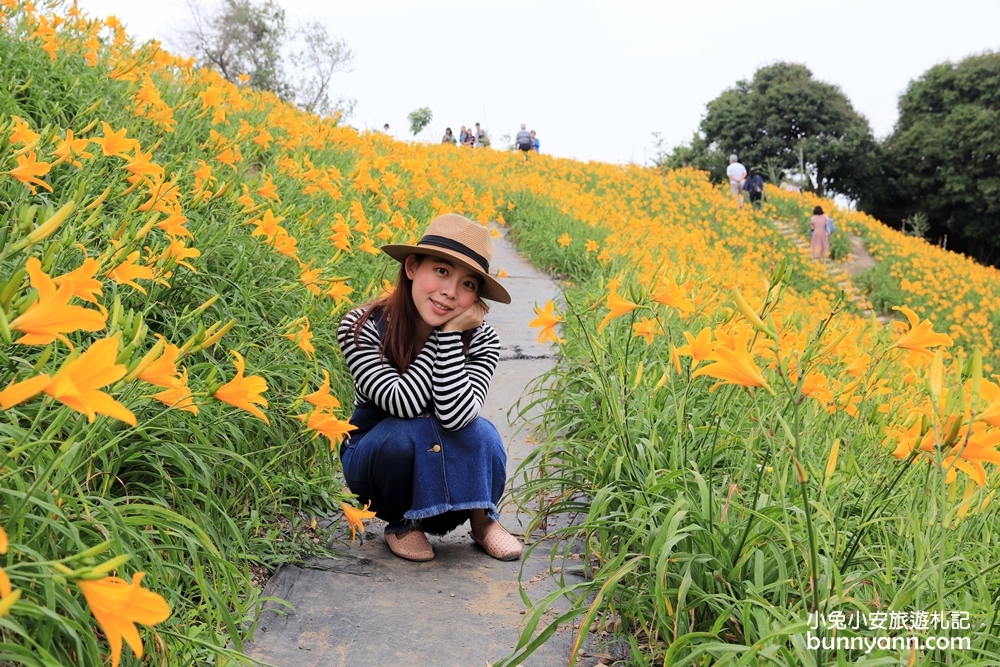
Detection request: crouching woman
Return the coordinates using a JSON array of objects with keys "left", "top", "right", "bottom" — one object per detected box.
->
[{"left": 337, "top": 214, "right": 522, "bottom": 562}]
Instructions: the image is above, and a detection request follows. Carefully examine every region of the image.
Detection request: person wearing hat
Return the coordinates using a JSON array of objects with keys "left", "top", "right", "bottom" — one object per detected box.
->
[{"left": 337, "top": 214, "right": 522, "bottom": 562}]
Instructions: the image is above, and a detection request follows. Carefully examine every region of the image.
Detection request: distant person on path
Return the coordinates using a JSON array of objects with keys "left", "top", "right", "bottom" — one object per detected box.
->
[
  {"left": 726, "top": 154, "right": 747, "bottom": 208},
  {"left": 744, "top": 168, "right": 764, "bottom": 210},
  {"left": 442, "top": 127, "right": 457, "bottom": 145},
  {"left": 462, "top": 126, "right": 475, "bottom": 147},
  {"left": 383, "top": 123, "right": 391, "bottom": 135},
  {"left": 531, "top": 130, "right": 539, "bottom": 153},
  {"left": 475, "top": 122, "right": 490, "bottom": 148},
  {"left": 810, "top": 205, "right": 830, "bottom": 259},
  {"left": 459, "top": 125, "right": 469, "bottom": 145},
  {"left": 516, "top": 123, "right": 533, "bottom": 158},
  {"left": 338, "top": 214, "right": 522, "bottom": 563}
]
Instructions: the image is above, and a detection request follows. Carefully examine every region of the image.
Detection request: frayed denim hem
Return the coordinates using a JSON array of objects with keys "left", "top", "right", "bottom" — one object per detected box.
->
[{"left": 405, "top": 501, "right": 499, "bottom": 522}]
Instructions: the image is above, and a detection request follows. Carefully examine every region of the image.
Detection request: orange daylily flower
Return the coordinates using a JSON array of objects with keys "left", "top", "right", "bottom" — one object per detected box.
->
[
  {"left": 632, "top": 316, "right": 662, "bottom": 345},
  {"left": 890, "top": 306, "right": 953, "bottom": 356},
  {"left": 978, "top": 380, "right": 1000, "bottom": 427},
  {"left": 674, "top": 327, "right": 717, "bottom": 369},
  {"left": 158, "top": 237, "right": 201, "bottom": 273},
  {"left": 52, "top": 128, "right": 93, "bottom": 168},
  {"left": 529, "top": 300, "right": 565, "bottom": 344},
  {"left": 9, "top": 115, "right": 40, "bottom": 145},
  {"left": 0, "top": 374, "right": 52, "bottom": 410},
  {"left": 214, "top": 350, "right": 269, "bottom": 424},
  {"left": 340, "top": 501, "right": 377, "bottom": 542},
  {"left": 6, "top": 151, "right": 53, "bottom": 193},
  {"left": 326, "top": 281, "right": 354, "bottom": 307},
  {"left": 256, "top": 174, "right": 280, "bottom": 201},
  {"left": 597, "top": 288, "right": 640, "bottom": 333},
  {"left": 251, "top": 210, "right": 285, "bottom": 242},
  {"left": 10, "top": 258, "right": 106, "bottom": 346},
  {"left": 123, "top": 151, "right": 164, "bottom": 182},
  {"left": 285, "top": 318, "right": 315, "bottom": 358},
  {"left": 77, "top": 572, "right": 171, "bottom": 667},
  {"left": 297, "top": 409, "right": 356, "bottom": 450},
  {"left": 691, "top": 330, "right": 773, "bottom": 393},
  {"left": 53, "top": 257, "right": 104, "bottom": 305},
  {"left": 272, "top": 231, "right": 299, "bottom": 258},
  {"left": 304, "top": 370, "right": 341, "bottom": 410},
  {"left": 801, "top": 371, "right": 834, "bottom": 404},
  {"left": 652, "top": 275, "right": 694, "bottom": 313},
  {"left": 106, "top": 251, "right": 154, "bottom": 293},
  {"left": 557, "top": 233, "right": 572, "bottom": 247},
  {"left": 237, "top": 184, "right": 258, "bottom": 212},
  {"left": 155, "top": 206, "right": 191, "bottom": 238},
  {"left": 150, "top": 369, "right": 198, "bottom": 414},
  {"left": 91, "top": 121, "right": 140, "bottom": 158},
  {"left": 44, "top": 337, "right": 136, "bottom": 425},
  {"left": 299, "top": 264, "right": 323, "bottom": 296},
  {"left": 138, "top": 343, "right": 182, "bottom": 388}
]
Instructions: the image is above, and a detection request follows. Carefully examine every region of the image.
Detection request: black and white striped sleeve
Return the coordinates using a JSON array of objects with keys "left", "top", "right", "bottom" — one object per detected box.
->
[
  {"left": 432, "top": 323, "right": 500, "bottom": 430},
  {"left": 337, "top": 309, "right": 436, "bottom": 418}
]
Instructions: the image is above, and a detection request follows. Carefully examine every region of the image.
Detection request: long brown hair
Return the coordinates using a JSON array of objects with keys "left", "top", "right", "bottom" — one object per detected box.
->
[{"left": 345, "top": 255, "right": 476, "bottom": 372}]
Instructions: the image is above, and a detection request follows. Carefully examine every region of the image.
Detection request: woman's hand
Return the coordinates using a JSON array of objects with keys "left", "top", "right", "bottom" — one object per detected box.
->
[{"left": 441, "top": 299, "right": 490, "bottom": 333}]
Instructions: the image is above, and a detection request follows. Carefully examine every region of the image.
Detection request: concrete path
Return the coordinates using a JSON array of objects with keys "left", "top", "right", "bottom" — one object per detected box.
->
[{"left": 244, "top": 229, "right": 599, "bottom": 667}]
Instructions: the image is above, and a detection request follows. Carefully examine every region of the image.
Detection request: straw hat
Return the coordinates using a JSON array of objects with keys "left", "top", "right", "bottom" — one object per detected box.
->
[{"left": 381, "top": 214, "right": 511, "bottom": 304}]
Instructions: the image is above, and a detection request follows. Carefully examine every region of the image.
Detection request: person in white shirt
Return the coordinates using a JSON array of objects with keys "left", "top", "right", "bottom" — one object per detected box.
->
[{"left": 726, "top": 154, "right": 747, "bottom": 209}]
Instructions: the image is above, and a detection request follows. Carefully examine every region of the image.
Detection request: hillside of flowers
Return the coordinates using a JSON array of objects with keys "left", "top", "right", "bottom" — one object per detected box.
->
[{"left": 2, "top": 2, "right": 1000, "bottom": 665}]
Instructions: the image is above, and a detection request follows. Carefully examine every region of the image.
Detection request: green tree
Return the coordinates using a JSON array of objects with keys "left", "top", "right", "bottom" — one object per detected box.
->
[
  {"left": 179, "top": 0, "right": 354, "bottom": 117},
  {"left": 407, "top": 107, "right": 433, "bottom": 136},
  {"left": 860, "top": 52, "right": 1000, "bottom": 264},
  {"left": 671, "top": 63, "right": 877, "bottom": 197}
]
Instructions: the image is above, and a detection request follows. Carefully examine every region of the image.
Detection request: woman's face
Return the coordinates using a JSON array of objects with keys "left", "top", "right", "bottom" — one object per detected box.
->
[{"left": 405, "top": 255, "right": 481, "bottom": 330}]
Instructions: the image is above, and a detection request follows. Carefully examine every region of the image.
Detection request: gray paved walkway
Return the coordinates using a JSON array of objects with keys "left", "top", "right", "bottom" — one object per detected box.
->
[{"left": 244, "top": 230, "right": 597, "bottom": 667}]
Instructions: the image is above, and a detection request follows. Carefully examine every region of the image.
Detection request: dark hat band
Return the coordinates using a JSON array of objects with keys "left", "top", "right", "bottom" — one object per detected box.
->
[{"left": 418, "top": 235, "right": 489, "bottom": 272}]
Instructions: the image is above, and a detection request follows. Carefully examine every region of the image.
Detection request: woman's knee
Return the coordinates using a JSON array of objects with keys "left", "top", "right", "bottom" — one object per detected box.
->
[{"left": 464, "top": 417, "right": 506, "bottom": 461}]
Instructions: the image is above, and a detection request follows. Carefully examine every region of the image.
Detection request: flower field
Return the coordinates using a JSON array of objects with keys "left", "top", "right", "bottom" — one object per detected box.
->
[{"left": 2, "top": 2, "right": 1000, "bottom": 665}]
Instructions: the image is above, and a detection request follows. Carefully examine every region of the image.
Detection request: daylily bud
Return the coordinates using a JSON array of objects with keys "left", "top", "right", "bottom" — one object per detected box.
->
[
  {"left": 655, "top": 371, "right": 668, "bottom": 390},
  {"left": 0, "top": 589, "right": 22, "bottom": 616},
  {"left": 13, "top": 200, "right": 75, "bottom": 249},
  {"left": 133, "top": 213, "right": 160, "bottom": 241},
  {"left": 75, "top": 540, "right": 115, "bottom": 560},
  {"left": 83, "top": 554, "right": 132, "bottom": 578},
  {"left": 824, "top": 439, "right": 840, "bottom": 484},
  {"left": 0, "top": 308, "right": 10, "bottom": 344},
  {"left": 194, "top": 319, "right": 237, "bottom": 353},
  {"left": 928, "top": 349, "right": 944, "bottom": 400},
  {"left": 733, "top": 288, "right": 774, "bottom": 337},
  {"left": 186, "top": 294, "right": 219, "bottom": 319},
  {"left": 971, "top": 348, "right": 983, "bottom": 401},
  {"left": 85, "top": 185, "right": 112, "bottom": 210}
]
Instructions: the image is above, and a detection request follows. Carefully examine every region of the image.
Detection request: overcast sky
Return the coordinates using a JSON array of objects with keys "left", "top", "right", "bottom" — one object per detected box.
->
[{"left": 77, "top": 0, "right": 1000, "bottom": 165}]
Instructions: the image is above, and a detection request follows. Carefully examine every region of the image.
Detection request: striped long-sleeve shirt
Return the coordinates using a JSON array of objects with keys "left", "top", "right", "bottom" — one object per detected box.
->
[{"left": 337, "top": 307, "right": 500, "bottom": 431}]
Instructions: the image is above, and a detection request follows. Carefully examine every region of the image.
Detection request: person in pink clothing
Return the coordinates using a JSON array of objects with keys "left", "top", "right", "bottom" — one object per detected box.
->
[{"left": 810, "top": 205, "right": 830, "bottom": 259}]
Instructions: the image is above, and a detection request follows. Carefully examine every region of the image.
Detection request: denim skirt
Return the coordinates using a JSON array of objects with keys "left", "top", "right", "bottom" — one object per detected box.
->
[{"left": 340, "top": 402, "right": 507, "bottom": 535}]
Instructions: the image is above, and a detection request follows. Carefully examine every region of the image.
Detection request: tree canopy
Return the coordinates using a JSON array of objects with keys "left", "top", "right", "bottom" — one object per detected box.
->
[
  {"left": 668, "top": 63, "right": 877, "bottom": 197},
  {"left": 178, "top": 0, "right": 355, "bottom": 118},
  {"left": 407, "top": 107, "right": 433, "bottom": 136},
  {"left": 858, "top": 52, "right": 1000, "bottom": 264}
]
